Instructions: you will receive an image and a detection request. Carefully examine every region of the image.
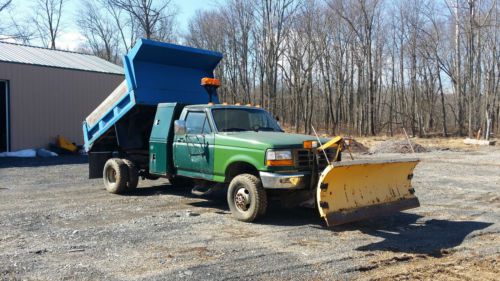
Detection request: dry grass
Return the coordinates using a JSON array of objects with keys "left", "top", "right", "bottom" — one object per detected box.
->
[
  {"left": 324, "top": 134, "right": 495, "bottom": 152},
  {"left": 280, "top": 125, "right": 493, "bottom": 151},
  {"left": 355, "top": 136, "right": 475, "bottom": 151}
]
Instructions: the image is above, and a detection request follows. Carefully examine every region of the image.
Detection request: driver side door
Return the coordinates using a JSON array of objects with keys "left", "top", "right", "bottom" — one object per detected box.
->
[{"left": 173, "top": 111, "right": 214, "bottom": 179}]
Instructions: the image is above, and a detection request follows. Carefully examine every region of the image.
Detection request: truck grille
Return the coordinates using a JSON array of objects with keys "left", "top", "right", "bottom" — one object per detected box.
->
[{"left": 294, "top": 148, "right": 338, "bottom": 170}]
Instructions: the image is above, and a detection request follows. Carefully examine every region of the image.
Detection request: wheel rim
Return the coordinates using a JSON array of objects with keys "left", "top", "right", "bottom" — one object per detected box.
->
[
  {"left": 106, "top": 167, "right": 117, "bottom": 184},
  {"left": 234, "top": 187, "right": 251, "bottom": 212}
]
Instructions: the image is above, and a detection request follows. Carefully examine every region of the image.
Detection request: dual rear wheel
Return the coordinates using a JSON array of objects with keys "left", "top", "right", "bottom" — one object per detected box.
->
[{"left": 103, "top": 158, "right": 138, "bottom": 194}]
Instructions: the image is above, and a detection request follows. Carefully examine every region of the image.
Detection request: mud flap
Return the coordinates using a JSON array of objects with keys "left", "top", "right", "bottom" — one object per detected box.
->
[
  {"left": 88, "top": 151, "right": 112, "bottom": 179},
  {"left": 317, "top": 158, "right": 420, "bottom": 227}
]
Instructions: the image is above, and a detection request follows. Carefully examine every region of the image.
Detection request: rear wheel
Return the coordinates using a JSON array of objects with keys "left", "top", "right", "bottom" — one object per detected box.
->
[
  {"left": 227, "top": 174, "right": 267, "bottom": 222},
  {"left": 103, "top": 158, "right": 128, "bottom": 194},
  {"left": 122, "top": 159, "right": 138, "bottom": 191}
]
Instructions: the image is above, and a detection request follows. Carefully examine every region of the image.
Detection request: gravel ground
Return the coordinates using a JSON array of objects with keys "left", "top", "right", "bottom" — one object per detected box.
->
[{"left": 0, "top": 148, "right": 499, "bottom": 280}]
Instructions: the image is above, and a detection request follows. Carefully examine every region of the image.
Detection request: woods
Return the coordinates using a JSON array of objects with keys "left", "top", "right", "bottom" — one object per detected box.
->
[
  {"left": 1, "top": 0, "right": 499, "bottom": 137},
  {"left": 186, "top": 0, "right": 500, "bottom": 138}
]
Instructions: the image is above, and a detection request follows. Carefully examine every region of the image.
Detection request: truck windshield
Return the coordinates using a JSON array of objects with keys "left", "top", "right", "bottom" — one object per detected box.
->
[{"left": 212, "top": 108, "right": 283, "bottom": 132}]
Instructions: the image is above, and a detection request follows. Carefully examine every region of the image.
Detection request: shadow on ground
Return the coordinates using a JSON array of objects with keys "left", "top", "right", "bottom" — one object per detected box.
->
[
  {"left": 0, "top": 155, "right": 88, "bottom": 168},
  {"left": 124, "top": 184, "right": 191, "bottom": 197},
  {"left": 126, "top": 183, "right": 319, "bottom": 224},
  {"left": 335, "top": 213, "right": 492, "bottom": 256},
  {"left": 119, "top": 184, "right": 493, "bottom": 257}
]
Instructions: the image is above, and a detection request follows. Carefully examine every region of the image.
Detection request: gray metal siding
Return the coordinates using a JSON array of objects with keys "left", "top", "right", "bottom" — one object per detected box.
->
[
  {"left": 0, "top": 42, "right": 123, "bottom": 75},
  {"left": 0, "top": 61, "right": 123, "bottom": 151}
]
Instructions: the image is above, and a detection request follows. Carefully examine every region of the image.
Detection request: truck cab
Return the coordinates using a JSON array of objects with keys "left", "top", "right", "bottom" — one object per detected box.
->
[{"left": 173, "top": 104, "right": 323, "bottom": 184}]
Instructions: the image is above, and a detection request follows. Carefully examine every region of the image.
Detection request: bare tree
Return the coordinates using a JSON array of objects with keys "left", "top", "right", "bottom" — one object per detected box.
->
[
  {"left": 0, "top": 0, "right": 11, "bottom": 13},
  {"left": 78, "top": 0, "right": 119, "bottom": 62},
  {"left": 328, "top": 0, "right": 382, "bottom": 135},
  {"left": 183, "top": 0, "right": 500, "bottom": 138},
  {"left": 219, "top": 0, "right": 255, "bottom": 103},
  {"left": 0, "top": 1, "right": 37, "bottom": 44},
  {"left": 0, "top": 0, "right": 12, "bottom": 37},
  {"left": 32, "top": 0, "right": 66, "bottom": 49},
  {"left": 102, "top": 0, "right": 138, "bottom": 52},
  {"left": 109, "top": 0, "right": 176, "bottom": 40},
  {"left": 255, "top": 0, "right": 299, "bottom": 113}
]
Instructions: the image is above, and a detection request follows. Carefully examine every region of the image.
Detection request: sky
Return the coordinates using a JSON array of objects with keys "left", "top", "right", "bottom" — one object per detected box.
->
[
  {"left": 8, "top": 0, "right": 215, "bottom": 50},
  {"left": 175, "top": 0, "right": 212, "bottom": 29}
]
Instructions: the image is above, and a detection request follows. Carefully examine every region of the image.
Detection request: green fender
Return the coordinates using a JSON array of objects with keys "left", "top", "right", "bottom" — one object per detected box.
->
[{"left": 213, "top": 145, "right": 266, "bottom": 182}]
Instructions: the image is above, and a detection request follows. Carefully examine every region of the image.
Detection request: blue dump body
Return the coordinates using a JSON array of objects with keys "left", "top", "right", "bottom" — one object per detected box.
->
[{"left": 82, "top": 39, "right": 223, "bottom": 151}]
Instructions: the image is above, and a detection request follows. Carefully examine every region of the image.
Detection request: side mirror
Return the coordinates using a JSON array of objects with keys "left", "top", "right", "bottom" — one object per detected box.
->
[{"left": 174, "top": 120, "right": 186, "bottom": 135}]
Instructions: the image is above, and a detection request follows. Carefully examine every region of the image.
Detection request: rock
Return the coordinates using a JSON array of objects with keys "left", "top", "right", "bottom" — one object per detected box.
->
[
  {"left": 33, "top": 249, "right": 47, "bottom": 255},
  {"left": 186, "top": 211, "right": 200, "bottom": 217},
  {"left": 68, "top": 248, "right": 85, "bottom": 253}
]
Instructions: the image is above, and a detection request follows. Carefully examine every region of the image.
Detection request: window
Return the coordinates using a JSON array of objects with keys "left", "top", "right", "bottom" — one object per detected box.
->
[
  {"left": 212, "top": 108, "right": 282, "bottom": 132},
  {"left": 185, "top": 111, "right": 211, "bottom": 134}
]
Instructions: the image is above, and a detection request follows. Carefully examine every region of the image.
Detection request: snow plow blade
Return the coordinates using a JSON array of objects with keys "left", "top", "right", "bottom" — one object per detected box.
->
[{"left": 316, "top": 158, "right": 420, "bottom": 227}]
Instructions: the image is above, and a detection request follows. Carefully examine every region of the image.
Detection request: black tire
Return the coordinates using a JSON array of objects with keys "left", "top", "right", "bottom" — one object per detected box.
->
[
  {"left": 103, "top": 158, "right": 128, "bottom": 194},
  {"left": 227, "top": 174, "right": 268, "bottom": 222},
  {"left": 122, "top": 159, "right": 138, "bottom": 191},
  {"left": 258, "top": 187, "right": 268, "bottom": 217}
]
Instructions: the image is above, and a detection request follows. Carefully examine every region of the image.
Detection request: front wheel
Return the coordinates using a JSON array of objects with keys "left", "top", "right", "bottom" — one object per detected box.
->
[{"left": 227, "top": 174, "right": 268, "bottom": 222}]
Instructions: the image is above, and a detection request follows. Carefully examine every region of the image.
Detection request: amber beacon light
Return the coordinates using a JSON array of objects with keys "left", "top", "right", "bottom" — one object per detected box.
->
[
  {"left": 201, "top": 77, "right": 221, "bottom": 102},
  {"left": 201, "top": 77, "right": 221, "bottom": 87}
]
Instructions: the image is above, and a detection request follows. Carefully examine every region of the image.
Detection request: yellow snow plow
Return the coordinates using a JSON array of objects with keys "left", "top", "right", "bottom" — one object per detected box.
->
[{"left": 315, "top": 138, "right": 420, "bottom": 226}]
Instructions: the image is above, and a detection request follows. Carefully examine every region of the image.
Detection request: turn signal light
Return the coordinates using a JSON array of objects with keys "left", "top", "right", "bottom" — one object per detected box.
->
[
  {"left": 303, "top": 140, "right": 318, "bottom": 149},
  {"left": 266, "top": 159, "right": 294, "bottom": 166}
]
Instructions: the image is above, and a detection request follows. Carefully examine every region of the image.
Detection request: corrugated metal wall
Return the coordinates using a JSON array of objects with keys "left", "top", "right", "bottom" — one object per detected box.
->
[{"left": 0, "top": 62, "right": 123, "bottom": 151}]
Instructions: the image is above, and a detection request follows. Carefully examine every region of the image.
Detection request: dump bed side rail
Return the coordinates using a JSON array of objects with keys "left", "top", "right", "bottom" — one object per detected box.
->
[{"left": 83, "top": 39, "right": 223, "bottom": 151}]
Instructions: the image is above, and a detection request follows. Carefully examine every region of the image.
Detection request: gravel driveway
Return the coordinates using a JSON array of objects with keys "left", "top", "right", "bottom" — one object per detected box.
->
[{"left": 0, "top": 148, "right": 499, "bottom": 280}]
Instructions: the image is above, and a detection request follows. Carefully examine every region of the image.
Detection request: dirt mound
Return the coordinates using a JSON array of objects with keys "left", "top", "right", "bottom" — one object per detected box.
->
[
  {"left": 346, "top": 139, "right": 369, "bottom": 153},
  {"left": 369, "top": 140, "right": 428, "bottom": 154}
]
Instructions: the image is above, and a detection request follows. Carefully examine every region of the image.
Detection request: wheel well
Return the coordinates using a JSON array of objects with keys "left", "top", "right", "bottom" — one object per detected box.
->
[{"left": 225, "top": 162, "right": 259, "bottom": 182}]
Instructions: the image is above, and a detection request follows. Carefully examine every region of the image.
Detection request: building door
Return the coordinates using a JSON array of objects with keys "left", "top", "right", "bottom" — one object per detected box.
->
[{"left": 0, "top": 81, "right": 8, "bottom": 152}]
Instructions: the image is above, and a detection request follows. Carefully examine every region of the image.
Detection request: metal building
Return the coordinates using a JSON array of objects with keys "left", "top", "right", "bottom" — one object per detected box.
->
[{"left": 0, "top": 42, "right": 124, "bottom": 152}]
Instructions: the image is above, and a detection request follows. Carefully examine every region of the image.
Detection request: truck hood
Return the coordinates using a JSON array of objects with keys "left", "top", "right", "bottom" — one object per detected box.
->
[{"left": 216, "top": 131, "right": 324, "bottom": 149}]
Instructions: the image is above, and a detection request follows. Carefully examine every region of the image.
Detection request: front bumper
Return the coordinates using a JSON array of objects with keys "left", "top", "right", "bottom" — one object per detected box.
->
[{"left": 259, "top": 172, "right": 309, "bottom": 189}]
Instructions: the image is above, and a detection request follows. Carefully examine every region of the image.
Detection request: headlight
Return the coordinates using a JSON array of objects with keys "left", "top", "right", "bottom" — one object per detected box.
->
[{"left": 266, "top": 150, "right": 293, "bottom": 166}]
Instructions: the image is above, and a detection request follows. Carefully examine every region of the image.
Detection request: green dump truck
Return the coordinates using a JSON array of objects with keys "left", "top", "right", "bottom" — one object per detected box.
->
[{"left": 84, "top": 39, "right": 420, "bottom": 226}]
